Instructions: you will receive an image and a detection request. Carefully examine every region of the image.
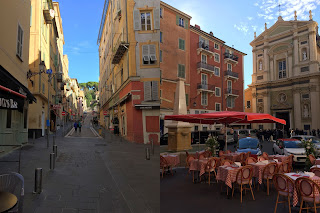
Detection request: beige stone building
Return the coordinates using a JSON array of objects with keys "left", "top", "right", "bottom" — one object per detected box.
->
[{"left": 249, "top": 12, "right": 320, "bottom": 133}]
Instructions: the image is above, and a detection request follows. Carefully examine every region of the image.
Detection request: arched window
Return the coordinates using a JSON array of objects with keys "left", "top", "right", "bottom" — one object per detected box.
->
[{"left": 259, "top": 60, "right": 263, "bottom": 71}]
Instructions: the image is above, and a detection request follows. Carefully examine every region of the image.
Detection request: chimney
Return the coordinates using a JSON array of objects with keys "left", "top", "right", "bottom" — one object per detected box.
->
[
  {"left": 210, "top": 31, "right": 213, "bottom": 36},
  {"left": 195, "top": 24, "right": 200, "bottom": 30}
]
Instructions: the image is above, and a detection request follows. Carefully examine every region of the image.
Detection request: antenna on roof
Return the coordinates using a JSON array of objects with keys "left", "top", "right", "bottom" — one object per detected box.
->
[{"left": 278, "top": 1, "right": 281, "bottom": 17}]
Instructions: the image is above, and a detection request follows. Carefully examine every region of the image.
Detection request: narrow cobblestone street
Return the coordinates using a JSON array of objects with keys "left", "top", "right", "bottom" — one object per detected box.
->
[{"left": 0, "top": 114, "right": 159, "bottom": 213}]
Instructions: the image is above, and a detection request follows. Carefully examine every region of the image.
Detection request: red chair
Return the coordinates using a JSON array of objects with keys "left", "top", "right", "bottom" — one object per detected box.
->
[
  {"left": 160, "top": 156, "right": 170, "bottom": 178},
  {"left": 310, "top": 167, "right": 320, "bottom": 177},
  {"left": 245, "top": 151, "right": 251, "bottom": 160},
  {"left": 262, "top": 162, "right": 278, "bottom": 195},
  {"left": 245, "top": 157, "right": 257, "bottom": 165},
  {"left": 204, "top": 158, "right": 218, "bottom": 185},
  {"left": 273, "top": 174, "right": 294, "bottom": 213},
  {"left": 309, "top": 154, "right": 316, "bottom": 165},
  {"left": 232, "top": 165, "right": 255, "bottom": 203},
  {"left": 239, "top": 153, "right": 246, "bottom": 165},
  {"left": 186, "top": 155, "right": 195, "bottom": 169},
  {"left": 296, "top": 177, "right": 320, "bottom": 213}
]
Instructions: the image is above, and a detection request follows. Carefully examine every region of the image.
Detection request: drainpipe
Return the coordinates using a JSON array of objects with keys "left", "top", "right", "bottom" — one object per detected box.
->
[
  {"left": 125, "top": 0, "right": 129, "bottom": 79},
  {"left": 221, "top": 44, "right": 224, "bottom": 110}
]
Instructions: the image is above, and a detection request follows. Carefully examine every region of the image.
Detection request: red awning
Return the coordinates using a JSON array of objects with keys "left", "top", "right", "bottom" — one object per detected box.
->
[{"left": 164, "top": 111, "right": 286, "bottom": 125}]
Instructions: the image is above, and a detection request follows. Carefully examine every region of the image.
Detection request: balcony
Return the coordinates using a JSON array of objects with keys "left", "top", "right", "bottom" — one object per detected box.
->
[
  {"left": 112, "top": 38, "right": 129, "bottom": 64},
  {"left": 224, "top": 53, "right": 239, "bottom": 65},
  {"left": 197, "top": 83, "right": 215, "bottom": 95},
  {"left": 225, "top": 88, "right": 239, "bottom": 97},
  {"left": 224, "top": 70, "right": 239, "bottom": 81},
  {"left": 43, "top": 2, "right": 54, "bottom": 24},
  {"left": 197, "top": 42, "right": 214, "bottom": 57},
  {"left": 197, "top": 62, "right": 215, "bottom": 77}
]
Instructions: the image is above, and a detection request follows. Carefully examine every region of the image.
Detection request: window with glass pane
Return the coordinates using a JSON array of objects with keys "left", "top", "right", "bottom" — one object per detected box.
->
[
  {"left": 179, "top": 18, "right": 184, "bottom": 27},
  {"left": 141, "top": 12, "right": 151, "bottom": 31},
  {"left": 278, "top": 60, "right": 286, "bottom": 79},
  {"left": 201, "top": 92, "right": 208, "bottom": 105},
  {"left": 227, "top": 63, "right": 232, "bottom": 71},
  {"left": 201, "top": 54, "right": 207, "bottom": 64},
  {"left": 215, "top": 87, "right": 220, "bottom": 96},
  {"left": 160, "top": 32, "right": 162, "bottom": 43},
  {"left": 216, "top": 103, "right": 221, "bottom": 111},
  {"left": 214, "top": 53, "right": 219, "bottom": 62},
  {"left": 214, "top": 67, "right": 220, "bottom": 76},
  {"left": 227, "top": 97, "right": 232, "bottom": 108},
  {"left": 178, "top": 64, "right": 185, "bottom": 78},
  {"left": 179, "top": 38, "right": 185, "bottom": 50}
]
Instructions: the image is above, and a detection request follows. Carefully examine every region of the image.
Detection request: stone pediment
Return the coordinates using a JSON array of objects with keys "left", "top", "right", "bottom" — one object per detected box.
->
[{"left": 269, "top": 25, "right": 292, "bottom": 37}]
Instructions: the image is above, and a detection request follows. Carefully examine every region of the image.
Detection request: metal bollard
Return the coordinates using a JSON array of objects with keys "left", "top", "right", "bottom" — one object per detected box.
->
[
  {"left": 50, "top": 153, "right": 55, "bottom": 170},
  {"left": 53, "top": 145, "right": 58, "bottom": 158},
  {"left": 151, "top": 139, "right": 154, "bottom": 155},
  {"left": 33, "top": 168, "right": 42, "bottom": 194},
  {"left": 145, "top": 148, "right": 150, "bottom": 160}
]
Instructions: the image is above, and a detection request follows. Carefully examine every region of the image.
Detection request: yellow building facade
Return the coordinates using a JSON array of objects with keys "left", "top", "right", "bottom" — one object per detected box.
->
[
  {"left": 0, "top": 0, "right": 36, "bottom": 150},
  {"left": 98, "top": 0, "right": 160, "bottom": 144}
]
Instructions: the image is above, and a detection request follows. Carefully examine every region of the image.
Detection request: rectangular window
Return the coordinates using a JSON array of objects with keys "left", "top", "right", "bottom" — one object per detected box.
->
[
  {"left": 227, "top": 80, "right": 232, "bottom": 92},
  {"left": 203, "top": 126, "right": 208, "bottom": 131},
  {"left": 160, "top": 50, "right": 162, "bottom": 62},
  {"left": 178, "top": 38, "right": 185, "bottom": 50},
  {"left": 302, "top": 94, "right": 310, "bottom": 99},
  {"left": 214, "top": 67, "right": 220, "bottom": 76},
  {"left": 247, "top": 101, "right": 251, "bottom": 108},
  {"left": 227, "top": 63, "right": 232, "bottom": 71},
  {"left": 215, "top": 87, "right": 221, "bottom": 97},
  {"left": 258, "top": 99, "right": 263, "bottom": 103},
  {"left": 227, "top": 97, "right": 234, "bottom": 108},
  {"left": 201, "top": 74, "right": 207, "bottom": 88},
  {"left": 195, "top": 125, "right": 198, "bottom": 131},
  {"left": 301, "top": 41, "right": 308, "bottom": 45},
  {"left": 178, "top": 64, "right": 185, "bottom": 78},
  {"left": 160, "top": 8, "right": 163, "bottom": 18},
  {"left": 17, "top": 24, "right": 23, "bottom": 59},
  {"left": 214, "top": 43, "right": 219, "bottom": 49},
  {"left": 195, "top": 110, "right": 199, "bottom": 114},
  {"left": 142, "top": 45, "right": 157, "bottom": 65},
  {"left": 201, "top": 92, "right": 208, "bottom": 106},
  {"left": 179, "top": 17, "right": 184, "bottom": 27},
  {"left": 160, "top": 32, "right": 162, "bottom": 43},
  {"left": 6, "top": 110, "right": 12, "bottom": 128},
  {"left": 141, "top": 12, "right": 152, "bottom": 31},
  {"left": 201, "top": 54, "right": 207, "bottom": 64},
  {"left": 215, "top": 103, "right": 221, "bottom": 111},
  {"left": 214, "top": 53, "right": 220, "bottom": 62},
  {"left": 160, "top": 70, "right": 162, "bottom": 84},
  {"left": 278, "top": 60, "right": 286, "bottom": 79}
]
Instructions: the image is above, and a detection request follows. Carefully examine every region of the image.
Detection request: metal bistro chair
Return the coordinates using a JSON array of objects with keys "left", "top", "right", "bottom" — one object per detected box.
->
[
  {"left": 310, "top": 167, "right": 320, "bottom": 177},
  {"left": 277, "top": 160, "right": 292, "bottom": 174},
  {"left": 160, "top": 156, "right": 171, "bottom": 178},
  {"left": 232, "top": 165, "right": 255, "bottom": 203},
  {"left": 309, "top": 154, "right": 316, "bottom": 166},
  {"left": 0, "top": 172, "right": 24, "bottom": 213},
  {"left": 296, "top": 177, "right": 320, "bottom": 213},
  {"left": 219, "top": 150, "right": 225, "bottom": 157},
  {"left": 204, "top": 158, "right": 219, "bottom": 185},
  {"left": 273, "top": 174, "right": 295, "bottom": 213}
]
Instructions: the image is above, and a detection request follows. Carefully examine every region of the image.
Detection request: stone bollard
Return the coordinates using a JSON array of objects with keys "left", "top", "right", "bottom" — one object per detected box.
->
[
  {"left": 33, "top": 168, "right": 42, "bottom": 194},
  {"left": 53, "top": 135, "right": 56, "bottom": 146},
  {"left": 145, "top": 148, "right": 150, "bottom": 160},
  {"left": 50, "top": 153, "right": 55, "bottom": 170}
]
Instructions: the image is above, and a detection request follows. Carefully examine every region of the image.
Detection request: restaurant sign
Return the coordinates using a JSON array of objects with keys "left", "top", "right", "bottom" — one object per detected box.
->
[{"left": 0, "top": 95, "right": 24, "bottom": 112}]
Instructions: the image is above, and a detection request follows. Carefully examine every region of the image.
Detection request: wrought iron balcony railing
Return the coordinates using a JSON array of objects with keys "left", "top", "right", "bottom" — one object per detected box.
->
[
  {"left": 224, "top": 70, "right": 239, "bottom": 79},
  {"left": 197, "top": 83, "right": 215, "bottom": 91},
  {"left": 197, "top": 62, "right": 215, "bottom": 72},
  {"left": 225, "top": 88, "right": 239, "bottom": 96},
  {"left": 224, "top": 53, "right": 239, "bottom": 62}
]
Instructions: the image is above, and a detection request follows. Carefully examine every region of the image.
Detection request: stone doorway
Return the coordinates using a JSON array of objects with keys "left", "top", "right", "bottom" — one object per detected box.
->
[{"left": 275, "top": 111, "right": 290, "bottom": 134}]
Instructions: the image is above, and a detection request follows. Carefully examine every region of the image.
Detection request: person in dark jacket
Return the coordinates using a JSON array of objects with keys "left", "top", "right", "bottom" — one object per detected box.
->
[{"left": 74, "top": 121, "right": 78, "bottom": 132}]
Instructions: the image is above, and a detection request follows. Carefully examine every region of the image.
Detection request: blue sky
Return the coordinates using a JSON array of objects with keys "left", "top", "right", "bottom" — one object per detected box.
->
[
  {"left": 165, "top": 0, "right": 320, "bottom": 88},
  {"left": 57, "top": 0, "right": 104, "bottom": 84}
]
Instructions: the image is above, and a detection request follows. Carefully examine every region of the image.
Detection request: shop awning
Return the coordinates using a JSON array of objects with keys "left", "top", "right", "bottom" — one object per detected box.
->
[{"left": 0, "top": 65, "right": 36, "bottom": 112}]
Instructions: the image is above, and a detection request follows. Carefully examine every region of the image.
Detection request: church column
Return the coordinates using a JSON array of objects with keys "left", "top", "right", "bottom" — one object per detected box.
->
[
  {"left": 264, "top": 45, "right": 270, "bottom": 81},
  {"left": 288, "top": 51, "right": 293, "bottom": 78},
  {"left": 293, "top": 31, "right": 299, "bottom": 77},
  {"left": 264, "top": 91, "right": 272, "bottom": 129},
  {"left": 252, "top": 90, "right": 258, "bottom": 129},
  {"left": 252, "top": 50, "right": 257, "bottom": 83},
  {"left": 309, "top": 27, "right": 317, "bottom": 62},
  {"left": 269, "top": 56, "right": 274, "bottom": 81},
  {"left": 293, "top": 89, "right": 301, "bottom": 129}
]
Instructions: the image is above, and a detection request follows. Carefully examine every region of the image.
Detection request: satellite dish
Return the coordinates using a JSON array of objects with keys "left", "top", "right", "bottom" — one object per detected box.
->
[{"left": 49, "top": 9, "right": 55, "bottom": 18}]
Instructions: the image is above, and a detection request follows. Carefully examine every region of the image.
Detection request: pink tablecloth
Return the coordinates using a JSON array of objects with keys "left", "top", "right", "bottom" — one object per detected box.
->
[
  {"left": 285, "top": 173, "right": 320, "bottom": 207},
  {"left": 315, "top": 159, "right": 320, "bottom": 165},
  {"left": 250, "top": 161, "right": 282, "bottom": 184},
  {"left": 162, "top": 154, "right": 180, "bottom": 167},
  {"left": 189, "top": 159, "right": 209, "bottom": 176},
  {"left": 222, "top": 153, "right": 241, "bottom": 162},
  {"left": 216, "top": 165, "right": 241, "bottom": 188}
]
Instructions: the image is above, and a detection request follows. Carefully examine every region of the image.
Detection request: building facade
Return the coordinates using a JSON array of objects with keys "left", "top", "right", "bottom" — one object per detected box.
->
[
  {"left": 98, "top": 0, "right": 160, "bottom": 144},
  {"left": 159, "top": 1, "right": 191, "bottom": 135},
  {"left": 0, "top": 0, "right": 36, "bottom": 151},
  {"left": 249, "top": 13, "right": 320, "bottom": 132}
]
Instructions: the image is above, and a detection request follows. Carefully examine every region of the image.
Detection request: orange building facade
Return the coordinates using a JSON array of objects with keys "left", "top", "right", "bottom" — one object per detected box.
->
[{"left": 159, "top": 1, "right": 191, "bottom": 135}]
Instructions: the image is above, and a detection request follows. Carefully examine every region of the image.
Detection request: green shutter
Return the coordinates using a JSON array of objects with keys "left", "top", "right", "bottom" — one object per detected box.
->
[
  {"left": 178, "top": 39, "right": 181, "bottom": 49},
  {"left": 186, "top": 94, "right": 189, "bottom": 106},
  {"left": 182, "top": 39, "right": 185, "bottom": 50},
  {"left": 182, "top": 65, "right": 185, "bottom": 78},
  {"left": 176, "top": 15, "right": 179, "bottom": 25},
  {"left": 185, "top": 20, "right": 188, "bottom": 29}
]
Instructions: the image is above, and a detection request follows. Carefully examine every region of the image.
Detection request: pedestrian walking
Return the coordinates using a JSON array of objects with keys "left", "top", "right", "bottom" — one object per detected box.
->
[
  {"left": 78, "top": 121, "right": 82, "bottom": 133},
  {"left": 74, "top": 121, "right": 78, "bottom": 132}
]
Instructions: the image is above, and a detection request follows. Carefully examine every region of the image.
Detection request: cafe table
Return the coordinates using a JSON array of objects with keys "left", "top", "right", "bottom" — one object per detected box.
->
[
  {"left": 0, "top": 191, "right": 17, "bottom": 213},
  {"left": 216, "top": 164, "right": 241, "bottom": 189},
  {"left": 284, "top": 172, "right": 320, "bottom": 207},
  {"left": 268, "top": 154, "right": 289, "bottom": 162},
  {"left": 221, "top": 152, "right": 241, "bottom": 162},
  {"left": 161, "top": 154, "right": 180, "bottom": 167},
  {"left": 249, "top": 160, "right": 281, "bottom": 185},
  {"left": 315, "top": 158, "right": 320, "bottom": 165}
]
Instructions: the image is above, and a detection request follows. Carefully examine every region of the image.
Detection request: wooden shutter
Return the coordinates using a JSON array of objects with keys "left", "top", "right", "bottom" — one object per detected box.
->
[
  {"left": 181, "top": 64, "right": 185, "bottom": 78},
  {"left": 133, "top": 10, "right": 141, "bottom": 31},
  {"left": 154, "top": 8, "right": 160, "bottom": 29},
  {"left": 182, "top": 39, "right": 185, "bottom": 50},
  {"left": 186, "top": 94, "right": 189, "bottom": 106},
  {"left": 184, "top": 19, "right": 188, "bottom": 29},
  {"left": 176, "top": 15, "right": 179, "bottom": 25},
  {"left": 142, "top": 45, "right": 149, "bottom": 63},
  {"left": 151, "top": 81, "right": 159, "bottom": 100},
  {"left": 149, "top": 45, "right": 157, "bottom": 62},
  {"left": 144, "top": 81, "right": 152, "bottom": 101}
]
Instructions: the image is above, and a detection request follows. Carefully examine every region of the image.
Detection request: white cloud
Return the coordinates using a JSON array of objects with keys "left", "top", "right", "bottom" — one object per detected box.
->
[
  {"left": 234, "top": 23, "right": 249, "bottom": 34},
  {"left": 252, "top": 25, "right": 258, "bottom": 31},
  {"left": 254, "top": 0, "right": 320, "bottom": 21},
  {"left": 247, "top": 17, "right": 253, "bottom": 20}
]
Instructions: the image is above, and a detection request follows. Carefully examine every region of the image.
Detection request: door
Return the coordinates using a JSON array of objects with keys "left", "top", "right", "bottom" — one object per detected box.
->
[
  {"left": 227, "top": 80, "right": 232, "bottom": 93},
  {"left": 201, "top": 54, "right": 207, "bottom": 64},
  {"left": 227, "top": 63, "right": 232, "bottom": 71},
  {"left": 41, "top": 112, "right": 45, "bottom": 136},
  {"left": 275, "top": 111, "right": 290, "bottom": 134},
  {"left": 201, "top": 74, "right": 207, "bottom": 90}
]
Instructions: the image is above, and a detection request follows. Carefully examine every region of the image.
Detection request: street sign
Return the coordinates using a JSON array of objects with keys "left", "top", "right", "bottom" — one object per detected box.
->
[
  {"left": 52, "top": 105, "right": 61, "bottom": 109},
  {"left": 62, "top": 111, "right": 66, "bottom": 116},
  {"left": 46, "top": 69, "right": 52, "bottom": 74},
  {"left": 104, "top": 111, "right": 108, "bottom": 116}
]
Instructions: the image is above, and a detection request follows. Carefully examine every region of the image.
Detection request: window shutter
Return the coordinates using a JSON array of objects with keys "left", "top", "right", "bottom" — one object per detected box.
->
[
  {"left": 154, "top": 8, "right": 160, "bottom": 30},
  {"left": 184, "top": 20, "right": 188, "bottom": 29},
  {"left": 178, "top": 64, "right": 181, "bottom": 77},
  {"left": 149, "top": 45, "right": 157, "bottom": 61},
  {"left": 144, "top": 81, "right": 152, "bottom": 101},
  {"left": 133, "top": 10, "right": 141, "bottom": 31},
  {"left": 151, "top": 81, "right": 159, "bottom": 100},
  {"left": 182, "top": 65, "right": 185, "bottom": 78},
  {"left": 142, "top": 45, "right": 149, "bottom": 62},
  {"left": 182, "top": 39, "right": 185, "bottom": 50},
  {"left": 176, "top": 15, "right": 179, "bottom": 25},
  {"left": 186, "top": 94, "right": 189, "bottom": 106}
]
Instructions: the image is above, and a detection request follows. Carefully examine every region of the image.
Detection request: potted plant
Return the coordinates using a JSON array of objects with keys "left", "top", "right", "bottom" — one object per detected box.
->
[
  {"left": 205, "top": 135, "right": 219, "bottom": 157},
  {"left": 300, "top": 139, "right": 316, "bottom": 170}
]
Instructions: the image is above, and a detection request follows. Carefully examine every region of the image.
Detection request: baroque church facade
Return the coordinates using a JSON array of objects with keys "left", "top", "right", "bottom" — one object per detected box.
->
[{"left": 249, "top": 12, "right": 320, "bottom": 133}]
